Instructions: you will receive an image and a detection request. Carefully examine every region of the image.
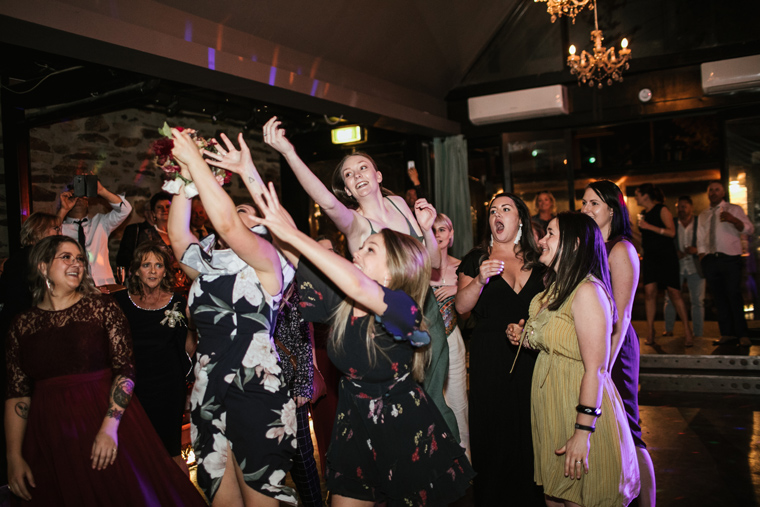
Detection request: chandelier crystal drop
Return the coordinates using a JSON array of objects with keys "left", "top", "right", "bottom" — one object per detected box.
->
[
  {"left": 534, "top": 0, "right": 594, "bottom": 23},
  {"left": 566, "top": 2, "right": 631, "bottom": 88}
]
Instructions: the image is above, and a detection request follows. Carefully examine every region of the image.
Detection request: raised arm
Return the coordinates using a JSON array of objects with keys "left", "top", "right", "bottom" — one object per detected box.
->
[
  {"left": 171, "top": 128, "right": 282, "bottom": 297},
  {"left": 412, "top": 198, "right": 441, "bottom": 268},
  {"left": 167, "top": 170, "right": 201, "bottom": 281},
  {"left": 250, "top": 182, "right": 389, "bottom": 316},
  {"left": 263, "top": 117, "right": 358, "bottom": 236},
  {"left": 607, "top": 241, "right": 640, "bottom": 370},
  {"left": 558, "top": 281, "right": 611, "bottom": 480}
]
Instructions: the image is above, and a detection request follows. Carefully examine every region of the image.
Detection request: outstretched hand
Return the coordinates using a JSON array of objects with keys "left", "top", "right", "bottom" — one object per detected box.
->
[
  {"left": 263, "top": 116, "right": 295, "bottom": 156},
  {"left": 414, "top": 198, "right": 437, "bottom": 231},
  {"left": 248, "top": 181, "right": 299, "bottom": 243},
  {"left": 171, "top": 129, "right": 204, "bottom": 167},
  {"left": 204, "top": 132, "right": 257, "bottom": 178}
]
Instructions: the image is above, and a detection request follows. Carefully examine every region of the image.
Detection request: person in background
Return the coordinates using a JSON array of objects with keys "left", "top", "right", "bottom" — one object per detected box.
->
[
  {"left": 405, "top": 164, "right": 426, "bottom": 209},
  {"left": 456, "top": 193, "right": 545, "bottom": 506},
  {"left": 113, "top": 243, "right": 195, "bottom": 475},
  {"left": 310, "top": 235, "right": 341, "bottom": 478},
  {"left": 508, "top": 213, "right": 640, "bottom": 507},
  {"left": 58, "top": 179, "right": 132, "bottom": 287},
  {"left": 190, "top": 196, "right": 214, "bottom": 240},
  {"left": 663, "top": 196, "right": 705, "bottom": 339},
  {"left": 5, "top": 236, "right": 205, "bottom": 505},
  {"left": 430, "top": 213, "right": 470, "bottom": 460},
  {"left": 273, "top": 284, "right": 323, "bottom": 507},
  {"left": 582, "top": 180, "right": 655, "bottom": 507},
  {"left": 697, "top": 180, "right": 754, "bottom": 346},
  {"left": 116, "top": 199, "right": 154, "bottom": 272},
  {"left": 531, "top": 190, "right": 557, "bottom": 232},
  {"left": 635, "top": 183, "right": 694, "bottom": 347}
]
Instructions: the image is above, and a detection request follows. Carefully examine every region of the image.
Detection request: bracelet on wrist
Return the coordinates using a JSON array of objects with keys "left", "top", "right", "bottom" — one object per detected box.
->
[
  {"left": 576, "top": 404, "right": 602, "bottom": 417},
  {"left": 575, "top": 423, "right": 595, "bottom": 433}
]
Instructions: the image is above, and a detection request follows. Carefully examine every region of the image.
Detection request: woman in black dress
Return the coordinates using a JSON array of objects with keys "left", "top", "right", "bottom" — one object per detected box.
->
[
  {"left": 113, "top": 242, "right": 195, "bottom": 474},
  {"left": 455, "top": 193, "right": 545, "bottom": 506},
  {"left": 635, "top": 183, "right": 694, "bottom": 346},
  {"left": 247, "top": 182, "right": 474, "bottom": 507}
]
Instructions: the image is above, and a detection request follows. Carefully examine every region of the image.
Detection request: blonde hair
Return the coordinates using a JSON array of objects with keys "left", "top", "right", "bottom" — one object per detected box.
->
[
  {"left": 20, "top": 212, "right": 59, "bottom": 247},
  {"left": 330, "top": 229, "right": 432, "bottom": 382},
  {"left": 433, "top": 213, "right": 454, "bottom": 248}
]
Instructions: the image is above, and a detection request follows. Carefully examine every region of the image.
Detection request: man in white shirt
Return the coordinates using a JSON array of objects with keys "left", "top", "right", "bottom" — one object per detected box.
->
[
  {"left": 696, "top": 181, "right": 754, "bottom": 346},
  {"left": 664, "top": 196, "right": 705, "bottom": 337},
  {"left": 57, "top": 180, "right": 132, "bottom": 287}
]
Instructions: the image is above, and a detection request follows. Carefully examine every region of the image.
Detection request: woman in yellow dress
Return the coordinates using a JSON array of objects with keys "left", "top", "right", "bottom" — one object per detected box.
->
[{"left": 508, "top": 212, "right": 639, "bottom": 507}]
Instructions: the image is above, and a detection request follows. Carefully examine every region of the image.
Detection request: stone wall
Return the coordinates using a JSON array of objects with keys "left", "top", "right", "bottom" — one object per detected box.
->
[{"left": 19, "top": 108, "right": 280, "bottom": 264}]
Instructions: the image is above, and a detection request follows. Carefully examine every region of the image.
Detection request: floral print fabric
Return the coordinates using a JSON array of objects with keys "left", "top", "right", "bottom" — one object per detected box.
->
[
  {"left": 182, "top": 239, "right": 297, "bottom": 504},
  {"left": 295, "top": 261, "right": 475, "bottom": 506}
]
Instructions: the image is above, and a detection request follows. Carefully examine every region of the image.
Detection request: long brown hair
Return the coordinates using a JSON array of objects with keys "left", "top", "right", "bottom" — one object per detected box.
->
[
  {"left": 29, "top": 236, "right": 99, "bottom": 305},
  {"left": 541, "top": 212, "right": 616, "bottom": 320},
  {"left": 331, "top": 152, "right": 395, "bottom": 209},
  {"left": 127, "top": 242, "right": 176, "bottom": 296},
  {"left": 330, "top": 229, "right": 431, "bottom": 382}
]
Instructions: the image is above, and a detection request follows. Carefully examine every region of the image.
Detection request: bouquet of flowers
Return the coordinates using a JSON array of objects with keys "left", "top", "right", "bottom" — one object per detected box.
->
[{"left": 151, "top": 122, "right": 231, "bottom": 198}]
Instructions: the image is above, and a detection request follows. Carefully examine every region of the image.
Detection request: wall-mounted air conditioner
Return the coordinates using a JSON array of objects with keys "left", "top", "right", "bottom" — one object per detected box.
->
[
  {"left": 468, "top": 85, "right": 568, "bottom": 125},
  {"left": 701, "top": 55, "right": 760, "bottom": 95}
]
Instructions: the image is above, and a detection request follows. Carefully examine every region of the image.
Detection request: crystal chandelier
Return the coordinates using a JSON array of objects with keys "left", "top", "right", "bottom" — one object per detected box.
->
[
  {"left": 566, "top": 2, "right": 631, "bottom": 88},
  {"left": 534, "top": 0, "right": 594, "bottom": 23}
]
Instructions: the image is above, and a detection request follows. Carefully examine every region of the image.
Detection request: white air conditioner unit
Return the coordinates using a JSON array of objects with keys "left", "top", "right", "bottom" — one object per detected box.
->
[
  {"left": 468, "top": 85, "right": 568, "bottom": 125},
  {"left": 701, "top": 55, "right": 760, "bottom": 95}
]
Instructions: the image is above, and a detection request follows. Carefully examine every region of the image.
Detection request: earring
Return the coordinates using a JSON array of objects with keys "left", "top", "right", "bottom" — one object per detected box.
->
[
  {"left": 45, "top": 278, "right": 52, "bottom": 290},
  {"left": 514, "top": 223, "right": 523, "bottom": 245},
  {"left": 489, "top": 234, "right": 493, "bottom": 247}
]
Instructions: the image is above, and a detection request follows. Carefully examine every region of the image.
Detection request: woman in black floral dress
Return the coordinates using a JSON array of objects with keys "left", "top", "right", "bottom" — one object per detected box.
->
[
  {"left": 168, "top": 129, "right": 296, "bottom": 506},
  {"left": 247, "top": 182, "right": 474, "bottom": 506}
]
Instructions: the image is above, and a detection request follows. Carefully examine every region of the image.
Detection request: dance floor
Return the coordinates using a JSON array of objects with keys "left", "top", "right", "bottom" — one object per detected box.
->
[{"left": 0, "top": 320, "right": 757, "bottom": 506}]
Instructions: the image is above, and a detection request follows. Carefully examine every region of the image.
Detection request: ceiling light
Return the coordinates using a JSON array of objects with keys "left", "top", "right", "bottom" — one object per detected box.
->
[
  {"left": 331, "top": 126, "right": 366, "bottom": 145},
  {"left": 534, "top": 0, "right": 594, "bottom": 23}
]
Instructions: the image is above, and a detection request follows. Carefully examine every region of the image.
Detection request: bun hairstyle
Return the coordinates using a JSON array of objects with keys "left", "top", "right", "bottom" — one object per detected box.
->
[{"left": 637, "top": 183, "right": 665, "bottom": 204}]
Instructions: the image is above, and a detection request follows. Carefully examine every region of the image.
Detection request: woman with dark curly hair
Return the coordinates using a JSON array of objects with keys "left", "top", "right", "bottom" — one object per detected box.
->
[
  {"left": 113, "top": 242, "right": 196, "bottom": 474},
  {"left": 5, "top": 236, "right": 204, "bottom": 505},
  {"left": 455, "top": 193, "right": 546, "bottom": 506}
]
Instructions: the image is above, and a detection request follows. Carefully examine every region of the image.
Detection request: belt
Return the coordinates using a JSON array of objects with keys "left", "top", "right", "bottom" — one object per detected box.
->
[{"left": 704, "top": 252, "right": 738, "bottom": 258}]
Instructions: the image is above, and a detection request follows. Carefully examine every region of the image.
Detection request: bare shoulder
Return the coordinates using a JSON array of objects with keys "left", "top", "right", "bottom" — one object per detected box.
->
[
  {"left": 609, "top": 239, "right": 638, "bottom": 263},
  {"left": 573, "top": 279, "right": 608, "bottom": 311},
  {"left": 387, "top": 194, "right": 413, "bottom": 214}
]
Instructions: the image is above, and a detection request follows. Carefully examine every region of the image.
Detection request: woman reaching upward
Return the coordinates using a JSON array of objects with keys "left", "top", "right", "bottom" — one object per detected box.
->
[
  {"left": 204, "top": 125, "right": 459, "bottom": 441},
  {"left": 245, "top": 181, "right": 474, "bottom": 506}
]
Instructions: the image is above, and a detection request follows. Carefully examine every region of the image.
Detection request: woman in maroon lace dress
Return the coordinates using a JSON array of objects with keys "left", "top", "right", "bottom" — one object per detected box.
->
[{"left": 5, "top": 236, "right": 205, "bottom": 506}]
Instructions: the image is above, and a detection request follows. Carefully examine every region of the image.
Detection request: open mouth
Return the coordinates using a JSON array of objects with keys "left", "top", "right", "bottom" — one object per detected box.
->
[
  {"left": 494, "top": 220, "right": 505, "bottom": 234},
  {"left": 355, "top": 181, "right": 369, "bottom": 190}
]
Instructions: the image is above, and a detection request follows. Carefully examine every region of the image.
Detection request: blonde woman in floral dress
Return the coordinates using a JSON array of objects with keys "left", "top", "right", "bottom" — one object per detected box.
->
[{"left": 167, "top": 129, "right": 297, "bottom": 506}]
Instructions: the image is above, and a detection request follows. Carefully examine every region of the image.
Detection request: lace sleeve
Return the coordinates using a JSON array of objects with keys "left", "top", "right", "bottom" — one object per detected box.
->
[
  {"left": 102, "top": 297, "right": 136, "bottom": 381},
  {"left": 6, "top": 315, "right": 32, "bottom": 399}
]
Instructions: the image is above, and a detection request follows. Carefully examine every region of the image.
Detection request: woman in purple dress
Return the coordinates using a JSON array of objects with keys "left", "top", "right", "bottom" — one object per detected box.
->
[
  {"left": 5, "top": 236, "right": 205, "bottom": 506},
  {"left": 582, "top": 180, "right": 656, "bottom": 507}
]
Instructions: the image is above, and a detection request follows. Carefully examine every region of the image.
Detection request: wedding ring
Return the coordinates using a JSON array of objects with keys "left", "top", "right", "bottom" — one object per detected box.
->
[
  {"left": 112, "top": 448, "right": 117, "bottom": 453},
  {"left": 575, "top": 460, "right": 582, "bottom": 464}
]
